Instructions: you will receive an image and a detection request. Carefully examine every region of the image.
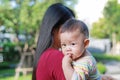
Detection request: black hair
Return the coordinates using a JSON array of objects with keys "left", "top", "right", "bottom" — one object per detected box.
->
[
  {"left": 60, "top": 18, "right": 89, "bottom": 38},
  {"left": 32, "top": 3, "right": 75, "bottom": 80}
]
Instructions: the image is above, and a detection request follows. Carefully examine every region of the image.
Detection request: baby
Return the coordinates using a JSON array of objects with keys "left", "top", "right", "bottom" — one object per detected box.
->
[{"left": 60, "top": 18, "right": 101, "bottom": 80}]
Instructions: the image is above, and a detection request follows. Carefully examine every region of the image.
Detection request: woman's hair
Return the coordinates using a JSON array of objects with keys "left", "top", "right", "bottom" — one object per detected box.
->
[
  {"left": 60, "top": 18, "right": 89, "bottom": 38},
  {"left": 32, "top": 3, "right": 75, "bottom": 80}
]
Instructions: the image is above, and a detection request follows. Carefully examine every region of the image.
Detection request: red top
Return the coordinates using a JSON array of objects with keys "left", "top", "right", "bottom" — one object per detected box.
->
[{"left": 36, "top": 48, "right": 65, "bottom": 80}]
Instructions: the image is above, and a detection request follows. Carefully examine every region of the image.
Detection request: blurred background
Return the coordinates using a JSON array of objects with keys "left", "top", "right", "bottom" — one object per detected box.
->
[{"left": 0, "top": 0, "right": 120, "bottom": 80}]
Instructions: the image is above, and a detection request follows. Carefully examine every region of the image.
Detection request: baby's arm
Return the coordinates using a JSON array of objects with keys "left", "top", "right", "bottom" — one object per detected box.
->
[
  {"left": 62, "top": 54, "right": 74, "bottom": 80},
  {"left": 62, "top": 54, "right": 88, "bottom": 80}
]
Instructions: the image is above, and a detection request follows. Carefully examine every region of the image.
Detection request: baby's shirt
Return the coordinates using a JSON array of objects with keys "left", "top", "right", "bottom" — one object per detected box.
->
[{"left": 71, "top": 56, "right": 101, "bottom": 80}]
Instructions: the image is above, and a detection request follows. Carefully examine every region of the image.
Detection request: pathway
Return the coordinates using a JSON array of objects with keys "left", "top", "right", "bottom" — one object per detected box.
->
[{"left": 104, "top": 61, "right": 120, "bottom": 80}]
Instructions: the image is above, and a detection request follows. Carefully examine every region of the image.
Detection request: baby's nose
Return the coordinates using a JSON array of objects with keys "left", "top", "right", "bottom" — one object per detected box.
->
[{"left": 66, "top": 46, "right": 71, "bottom": 51}]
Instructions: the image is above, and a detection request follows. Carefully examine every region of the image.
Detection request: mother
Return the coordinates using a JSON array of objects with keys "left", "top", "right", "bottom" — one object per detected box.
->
[
  {"left": 32, "top": 3, "right": 75, "bottom": 80},
  {"left": 32, "top": 3, "right": 115, "bottom": 80}
]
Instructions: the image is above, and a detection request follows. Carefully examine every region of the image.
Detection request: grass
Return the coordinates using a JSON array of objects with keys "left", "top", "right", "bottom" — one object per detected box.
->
[
  {"left": 0, "top": 61, "right": 32, "bottom": 80},
  {"left": 93, "top": 53, "right": 120, "bottom": 74},
  {"left": 0, "top": 64, "right": 106, "bottom": 80},
  {"left": 0, "top": 66, "right": 32, "bottom": 80},
  {"left": 0, "top": 53, "right": 120, "bottom": 80},
  {"left": 0, "top": 74, "right": 32, "bottom": 80}
]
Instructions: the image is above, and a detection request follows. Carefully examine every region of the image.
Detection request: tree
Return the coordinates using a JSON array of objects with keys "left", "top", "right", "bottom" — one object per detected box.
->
[
  {"left": 91, "top": 18, "right": 109, "bottom": 38},
  {"left": 91, "top": 0, "right": 120, "bottom": 41},
  {"left": 0, "top": 0, "right": 78, "bottom": 50},
  {"left": 90, "top": 0, "right": 120, "bottom": 54}
]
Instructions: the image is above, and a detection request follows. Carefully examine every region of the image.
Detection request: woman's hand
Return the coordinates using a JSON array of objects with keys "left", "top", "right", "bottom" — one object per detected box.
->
[{"left": 101, "top": 75, "right": 115, "bottom": 80}]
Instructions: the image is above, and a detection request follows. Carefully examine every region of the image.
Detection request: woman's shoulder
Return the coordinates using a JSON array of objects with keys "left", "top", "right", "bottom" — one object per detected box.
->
[
  {"left": 40, "top": 48, "right": 64, "bottom": 60},
  {"left": 38, "top": 48, "right": 64, "bottom": 70},
  {"left": 45, "top": 48, "right": 63, "bottom": 55}
]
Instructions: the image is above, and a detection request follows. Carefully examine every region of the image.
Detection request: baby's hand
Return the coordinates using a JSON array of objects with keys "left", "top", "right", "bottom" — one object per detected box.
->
[
  {"left": 62, "top": 54, "right": 74, "bottom": 80},
  {"left": 62, "top": 54, "right": 72, "bottom": 66}
]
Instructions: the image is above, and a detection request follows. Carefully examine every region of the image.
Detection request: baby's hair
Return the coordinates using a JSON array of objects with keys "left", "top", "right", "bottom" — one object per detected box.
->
[{"left": 60, "top": 18, "right": 89, "bottom": 38}]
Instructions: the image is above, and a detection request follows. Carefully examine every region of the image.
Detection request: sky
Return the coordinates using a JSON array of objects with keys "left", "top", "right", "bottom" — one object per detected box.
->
[{"left": 75, "top": 0, "right": 108, "bottom": 25}]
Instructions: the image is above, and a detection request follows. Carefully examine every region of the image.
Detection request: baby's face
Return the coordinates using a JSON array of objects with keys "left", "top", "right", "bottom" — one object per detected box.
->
[{"left": 60, "top": 29, "right": 86, "bottom": 60}]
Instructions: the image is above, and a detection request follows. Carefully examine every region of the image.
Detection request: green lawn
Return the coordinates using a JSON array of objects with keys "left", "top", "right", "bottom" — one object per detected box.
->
[
  {"left": 0, "top": 74, "right": 32, "bottom": 80},
  {"left": 0, "top": 61, "right": 32, "bottom": 80},
  {"left": 93, "top": 53, "right": 120, "bottom": 74},
  {"left": 0, "top": 53, "right": 120, "bottom": 80}
]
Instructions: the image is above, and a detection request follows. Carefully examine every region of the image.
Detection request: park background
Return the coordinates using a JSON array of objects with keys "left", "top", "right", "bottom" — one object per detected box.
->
[{"left": 0, "top": 0, "right": 120, "bottom": 80}]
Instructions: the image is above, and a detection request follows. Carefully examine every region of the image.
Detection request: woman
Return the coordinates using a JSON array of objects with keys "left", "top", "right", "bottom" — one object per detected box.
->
[
  {"left": 32, "top": 3, "right": 115, "bottom": 80},
  {"left": 32, "top": 3, "right": 75, "bottom": 80}
]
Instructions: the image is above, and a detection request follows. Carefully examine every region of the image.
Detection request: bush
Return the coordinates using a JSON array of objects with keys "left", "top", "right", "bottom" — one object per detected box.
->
[
  {"left": 92, "top": 53, "right": 120, "bottom": 61},
  {"left": 97, "top": 62, "right": 107, "bottom": 74},
  {"left": 2, "top": 42, "right": 20, "bottom": 62}
]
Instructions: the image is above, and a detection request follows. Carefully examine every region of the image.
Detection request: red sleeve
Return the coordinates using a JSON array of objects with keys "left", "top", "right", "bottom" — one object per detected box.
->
[{"left": 36, "top": 48, "right": 65, "bottom": 80}]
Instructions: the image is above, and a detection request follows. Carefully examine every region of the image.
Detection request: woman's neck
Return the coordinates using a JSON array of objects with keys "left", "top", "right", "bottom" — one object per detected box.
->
[{"left": 50, "top": 43, "right": 60, "bottom": 50}]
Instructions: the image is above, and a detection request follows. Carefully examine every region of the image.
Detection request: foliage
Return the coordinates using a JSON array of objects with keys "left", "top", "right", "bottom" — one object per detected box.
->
[
  {"left": 0, "top": 61, "right": 17, "bottom": 69},
  {"left": 97, "top": 62, "right": 106, "bottom": 74},
  {"left": 91, "top": 0, "right": 120, "bottom": 41},
  {"left": 93, "top": 53, "right": 120, "bottom": 61},
  {"left": 0, "top": 68, "right": 15, "bottom": 75},
  {"left": 2, "top": 42, "right": 20, "bottom": 62},
  {"left": 93, "top": 53, "right": 120, "bottom": 74},
  {"left": 90, "top": 18, "right": 109, "bottom": 38},
  {"left": 0, "top": 0, "right": 78, "bottom": 47}
]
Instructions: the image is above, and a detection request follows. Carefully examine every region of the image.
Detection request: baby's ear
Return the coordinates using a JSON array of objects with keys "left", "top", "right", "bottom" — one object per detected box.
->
[{"left": 84, "top": 39, "right": 89, "bottom": 48}]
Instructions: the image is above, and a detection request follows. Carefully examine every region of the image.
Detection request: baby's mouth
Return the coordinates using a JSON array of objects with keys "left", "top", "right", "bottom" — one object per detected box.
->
[{"left": 67, "top": 53, "right": 73, "bottom": 58}]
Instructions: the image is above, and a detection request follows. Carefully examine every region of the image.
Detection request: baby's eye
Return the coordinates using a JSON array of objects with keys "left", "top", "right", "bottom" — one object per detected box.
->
[
  {"left": 71, "top": 43, "right": 76, "bottom": 45},
  {"left": 61, "top": 44, "right": 66, "bottom": 47}
]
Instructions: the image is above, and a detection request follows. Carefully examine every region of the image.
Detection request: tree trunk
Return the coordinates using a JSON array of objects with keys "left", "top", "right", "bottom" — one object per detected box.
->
[{"left": 111, "top": 33, "right": 116, "bottom": 54}]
